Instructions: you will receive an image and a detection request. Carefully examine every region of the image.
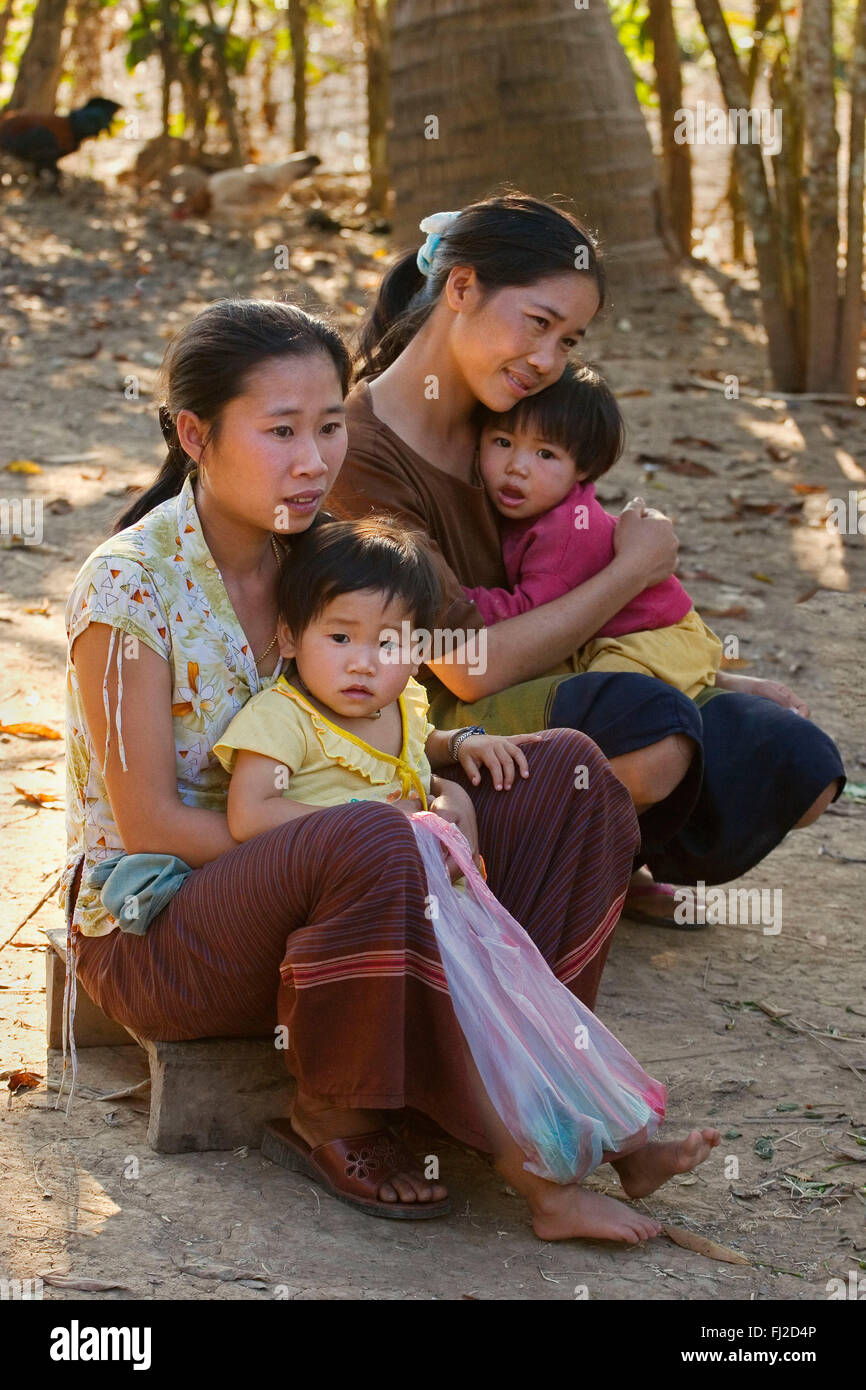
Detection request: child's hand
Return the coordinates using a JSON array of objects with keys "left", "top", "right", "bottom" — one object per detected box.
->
[
  {"left": 387, "top": 795, "right": 425, "bottom": 817},
  {"left": 715, "top": 671, "right": 810, "bottom": 717},
  {"left": 428, "top": 776, "right": 479, "bottom": 881},
  {"left": 455, "top": 733, "right": 533, "bottom": 790}
]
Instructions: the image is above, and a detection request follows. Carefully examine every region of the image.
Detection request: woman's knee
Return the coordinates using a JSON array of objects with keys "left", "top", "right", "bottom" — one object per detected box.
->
[
  {"left": 794, "top": 777, "right": 842, "bottom": 828},
  {"left": 609, "top": 732, "right": 696, "bottom": 812},
  {"left": 296, "top": 799, "right": 421, "bottom": 881}
]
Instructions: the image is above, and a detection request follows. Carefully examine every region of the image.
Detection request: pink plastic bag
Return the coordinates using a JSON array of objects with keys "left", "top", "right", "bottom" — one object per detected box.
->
[{"left": 411, "top": 811, "right": 666, "bottom": 1183}]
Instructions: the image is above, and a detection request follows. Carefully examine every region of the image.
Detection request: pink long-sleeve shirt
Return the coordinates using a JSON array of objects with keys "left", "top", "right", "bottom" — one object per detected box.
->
[{"left": 463, "top": 478, "right": 693, "bottom": 635}]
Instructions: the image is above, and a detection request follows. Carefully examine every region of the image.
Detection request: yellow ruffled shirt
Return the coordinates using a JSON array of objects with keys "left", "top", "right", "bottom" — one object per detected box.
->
[{"left": 213, "top": 674, "right": 435, "bottom": 809}]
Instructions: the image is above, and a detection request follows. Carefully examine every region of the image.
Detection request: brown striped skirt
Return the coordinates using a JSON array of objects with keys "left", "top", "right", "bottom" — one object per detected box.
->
[{"left": 73, "top": 728, "right": 639, "bottom": 1149}]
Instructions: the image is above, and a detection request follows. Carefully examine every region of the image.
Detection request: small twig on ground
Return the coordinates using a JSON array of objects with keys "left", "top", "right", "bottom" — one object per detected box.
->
[{"left": 0, "top": 874, "right": 62, "bottom": 951}]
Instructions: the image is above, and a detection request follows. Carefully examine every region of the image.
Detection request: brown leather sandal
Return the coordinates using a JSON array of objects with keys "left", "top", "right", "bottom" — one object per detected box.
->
[{"left": 261, "top": 1118, "right": 452, "bottom": 1220}]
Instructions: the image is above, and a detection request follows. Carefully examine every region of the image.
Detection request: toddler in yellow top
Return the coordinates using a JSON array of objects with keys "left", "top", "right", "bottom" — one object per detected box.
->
[{"left": 213, "top": 516, "right": 535, "bottom": 866}]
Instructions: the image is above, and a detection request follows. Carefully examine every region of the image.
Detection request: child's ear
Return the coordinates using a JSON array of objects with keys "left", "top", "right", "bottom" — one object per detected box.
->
[{"left": 276, "top": 620, "right": 296, "bottom": 660}]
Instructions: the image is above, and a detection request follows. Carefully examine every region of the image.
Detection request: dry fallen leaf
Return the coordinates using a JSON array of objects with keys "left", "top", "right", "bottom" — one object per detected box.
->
[
  {"left": 638, "top": 452, "right": 716, "bottom": 478},
  {"left": 702, "top": 604, "right": 749, "bottom": 619},
  {"left": 4, "top": 459, "right": 42, "bottom": 474},
  {"left": 0, "top": 721, "right": 62, "bottom": 740},
  {"left": 649, "top": 951, "right": 679, "bottom": 970},
  {"left": 5, "top": 1068, "right": 42, "bottom": 1093},
  {"left": 14, "top": 785, "right": 63, "bottom": 806},
  {"left": 719, "top": 655, "right": 752, "bottom": 669},
  {"left": 662, "top": 1225, "right": 750, "bottom": 1265},
  {"left": 671, "top": 435, "right": 722, "bottom": 451}
]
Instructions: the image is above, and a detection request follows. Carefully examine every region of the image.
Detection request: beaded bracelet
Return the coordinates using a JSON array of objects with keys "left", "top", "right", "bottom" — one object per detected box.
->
[{"left": 448, "top": 725, "right": 486, "bottom": 761}]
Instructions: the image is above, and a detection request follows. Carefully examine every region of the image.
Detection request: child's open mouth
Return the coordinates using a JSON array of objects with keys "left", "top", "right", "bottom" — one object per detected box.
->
[{"left": 497, "top": 485, "right": 528, "bottom": 509}]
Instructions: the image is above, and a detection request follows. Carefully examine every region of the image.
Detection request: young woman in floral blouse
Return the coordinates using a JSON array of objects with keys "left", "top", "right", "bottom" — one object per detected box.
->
[{"left": 64, "top": 298, "right": 716, "bottom": 1243}]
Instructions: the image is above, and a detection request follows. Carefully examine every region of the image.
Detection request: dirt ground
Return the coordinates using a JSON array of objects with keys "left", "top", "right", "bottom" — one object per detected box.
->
[{"left": 1, "top": 149, "right": 865, "bottom": 1301}]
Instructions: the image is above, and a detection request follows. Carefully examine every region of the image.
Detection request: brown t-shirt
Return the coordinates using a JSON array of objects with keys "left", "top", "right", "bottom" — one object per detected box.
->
[{"left": 330, "top": 378, "right": 507, "bottom": 633}]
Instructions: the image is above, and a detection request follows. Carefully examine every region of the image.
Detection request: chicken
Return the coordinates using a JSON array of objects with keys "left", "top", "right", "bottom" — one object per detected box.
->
[
  {"left": 169, "top": 151, "right": 321, "bottom": 224},
  {"left": 0, "top": 96, "right": 121, "bottom": 183}
]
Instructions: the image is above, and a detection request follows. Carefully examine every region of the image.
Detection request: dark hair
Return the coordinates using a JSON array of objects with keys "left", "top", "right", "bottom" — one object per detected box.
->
[
  {"left": 354, "top": 190, "right": 606, "bottom": 382},
  {"left": 115, "top": 298, "right": 352, "bottom": 532},
  {"left": 476, "top": 360, "right": 625, "bottom": 484},
  {"left": 278, "top": 516, "right": 442, "bottom": 639}
]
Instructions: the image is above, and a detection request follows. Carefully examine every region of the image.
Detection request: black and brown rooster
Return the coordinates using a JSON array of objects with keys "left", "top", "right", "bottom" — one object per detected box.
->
[{"left": 0, "top": 96, "right": 121, "bottom": 184}]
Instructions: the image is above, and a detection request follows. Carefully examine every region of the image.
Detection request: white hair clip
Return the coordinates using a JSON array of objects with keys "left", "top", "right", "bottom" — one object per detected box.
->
[{"left": 416, "top": 210, "right": 462, "bottom": 277}]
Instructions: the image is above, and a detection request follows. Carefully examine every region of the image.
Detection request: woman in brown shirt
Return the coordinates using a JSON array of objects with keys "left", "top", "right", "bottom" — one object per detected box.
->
[{"left": 330, "top": 193, "right": 844, "bottom": 903}]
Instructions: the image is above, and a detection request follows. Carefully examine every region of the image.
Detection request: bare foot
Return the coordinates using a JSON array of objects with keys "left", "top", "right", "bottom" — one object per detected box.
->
[
  {"left": 530, "top": 1185, "right": 662, "bottom": 1245},
  {"left": 291, "top": 1093, "right": 448, "bottom": 1206},
  {"left": 613, "top": 1128, "right": 721, "bottom": 1199}
]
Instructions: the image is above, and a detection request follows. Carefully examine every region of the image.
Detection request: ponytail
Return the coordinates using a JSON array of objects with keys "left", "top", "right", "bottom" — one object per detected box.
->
[
  {"left": 354, "top": 249, "right": 435, "bottom": 383},
  {"left": 114, "top": 406, "right": 195, "bottom": 532}
]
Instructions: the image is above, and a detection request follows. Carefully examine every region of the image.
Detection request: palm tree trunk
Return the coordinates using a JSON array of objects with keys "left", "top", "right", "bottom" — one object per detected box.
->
[
  {"left": 388, "top": 0, "right": 671, "bottom": 283},
  {"left": 9, "top": 0, "right": 68, "bottom": 111}
]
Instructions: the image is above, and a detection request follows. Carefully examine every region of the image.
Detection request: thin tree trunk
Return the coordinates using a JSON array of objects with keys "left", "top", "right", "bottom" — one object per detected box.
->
[
  {"left": 727, "top": 0, "right": 778, "bottom": 261},
  {"left": 288, "top": 0, "right": 308, "bottom": 150},
  {"left": 647, "top": 0, "right": 691, "bottom": 256},
  {"left": 358, "top": 0, "right": 391, "bottom": 213},
  {"left": 250, "top": 0, "right": 278, "bottom": 132},
  {"left": 694, "top": 0, "right": 800, "bottom": 388},
  {"left": 800, "top": 0, "right": 840, "bottom": 391},
  {"left": 64, "top": 0, "right": 104, "bottom": 105},
  {"left": 769, "top": 48, "right": 808, "bottom": 380},
  {"left": 158, "top": 0, "right": 175, "bottom": 141},
  {"left": 838, "top": 0, "right": 866, "bottom": 393},
  {"left": 179, "top": 67, "right": 209, "bottom": 156},
  {"left": 9, "top": 0, "right": 68, "bottom": 111},
  {"left": 0, "top": 0, "right": 18, "bottom": 63},
  {"left": 202, "top": 0, "right": 244, "bottom": 162}
]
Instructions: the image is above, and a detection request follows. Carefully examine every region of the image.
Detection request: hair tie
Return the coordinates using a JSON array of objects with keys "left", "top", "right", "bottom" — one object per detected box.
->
[
  {"left": 158, "top": 404, "right": 175, "bottom": 442},
  {"left": 416, "top": 210, "right": 462, "bottom": 277}
]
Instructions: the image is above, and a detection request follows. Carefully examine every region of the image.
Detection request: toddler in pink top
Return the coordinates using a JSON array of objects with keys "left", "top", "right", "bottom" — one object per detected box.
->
[{"left": 463, "top": 362, "right": 722, "bottom": 699}]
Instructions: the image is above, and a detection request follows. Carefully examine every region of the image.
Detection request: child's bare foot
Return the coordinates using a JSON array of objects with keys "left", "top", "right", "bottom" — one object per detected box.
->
[
  {"left": 612, "top": 1128, "right": 721, "bottom": 1199},
  {"left": 529, "top": 1185, "right": 662, "bottom": 1245}
]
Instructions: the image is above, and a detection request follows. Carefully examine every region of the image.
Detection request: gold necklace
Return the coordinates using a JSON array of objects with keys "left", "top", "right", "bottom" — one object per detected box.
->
[{"left": 254, "top": 535, "right": 285, "bottom": 665}]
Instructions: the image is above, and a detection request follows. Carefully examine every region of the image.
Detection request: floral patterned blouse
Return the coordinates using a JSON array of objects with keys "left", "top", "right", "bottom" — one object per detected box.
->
[{"left": 63, "top": 472, "right": 285, "bottom": 937}]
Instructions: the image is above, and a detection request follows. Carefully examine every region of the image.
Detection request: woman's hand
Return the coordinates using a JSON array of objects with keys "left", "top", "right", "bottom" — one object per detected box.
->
[
  {"left": 714, "top": 670, "right": 810, "bottom": 717},
  {"left": 454, "top": 733, "right": 534, "bottom": 790},
  {"left": 428, "top": 776, "right": 480, "bottom": 881},
  {"left": 612, "top": 496, "right": 679, "bottom": 589}
]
